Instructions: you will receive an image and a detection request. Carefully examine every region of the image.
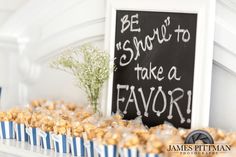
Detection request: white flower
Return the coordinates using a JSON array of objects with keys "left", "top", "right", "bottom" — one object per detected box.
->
[{"left": 51, "top": 44, "right": 112, "bottom": 112}]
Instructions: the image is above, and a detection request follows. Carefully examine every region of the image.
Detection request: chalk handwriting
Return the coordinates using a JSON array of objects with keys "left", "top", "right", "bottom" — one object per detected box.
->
[
  {"left": 117, "top": 15, "right": 191, "bottom": 67},
  {"left": 174, "top": 25, "right": 190, "bottom": 42},
  {"left": 117, "top": 85, "right": 192, "bottom": 124},
  {"left": 121, "top": 14, "right": 141, "bottom": 33},
  {"left": 138, "top": 87, "right": 155, "bottom": 117},
  {"left": 168, "top": 66, "right": 181, "bottom": 81},
  {"left": 167, "top": 88, "right": 185, "bottom": 124},
  {"left": 118, "top": 16, "right": 172, "bottom": 66},
  {"left": 115, "top": 13, "right": 193, "bottom": 125},
  {"left": 123, "top": 86, "right": 141, "bottom": 116},
  {"left": 116, "top": 84, "right": 129, "bottom": 112},
  {"left": 152, "top": 86, "right": 167, "bottom": 117}
]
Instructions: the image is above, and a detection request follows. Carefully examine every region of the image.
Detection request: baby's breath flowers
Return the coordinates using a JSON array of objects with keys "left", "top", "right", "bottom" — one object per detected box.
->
[{"left": 51, "top": 44, "right": 111, "bottom": 113}]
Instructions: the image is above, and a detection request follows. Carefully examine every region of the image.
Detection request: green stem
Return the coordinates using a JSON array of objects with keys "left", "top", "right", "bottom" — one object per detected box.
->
[{"left": 91, "top": 88, "right": 100, "bottom": 113}]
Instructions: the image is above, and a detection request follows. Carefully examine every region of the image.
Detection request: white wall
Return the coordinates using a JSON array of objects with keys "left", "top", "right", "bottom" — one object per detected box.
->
[
  {"left": 210, "top": 63, "right": 236, "bottom": 131},
  {"left": 0, "top": 37, "right": 19, "bottom": 109},
  {"left": 0, "top": 0, "right": 236, "bottom": 130},
  {"left": 28, "top": 40, "right": 104, "bottom": 105}
]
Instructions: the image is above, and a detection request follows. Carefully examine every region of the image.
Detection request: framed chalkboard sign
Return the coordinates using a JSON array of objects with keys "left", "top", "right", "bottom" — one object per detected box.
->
[{"left": 104, "top": 0, "right": 215, "bottom": 128}]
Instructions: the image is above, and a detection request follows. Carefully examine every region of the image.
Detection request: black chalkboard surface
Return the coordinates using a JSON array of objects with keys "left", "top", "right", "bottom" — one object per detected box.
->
[{"left": 111, "top": 10, "right": 197, "bottom": 128}]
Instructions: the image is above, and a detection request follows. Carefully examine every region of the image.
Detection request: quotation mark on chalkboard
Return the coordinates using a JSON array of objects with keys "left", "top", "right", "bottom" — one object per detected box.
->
[
  {"left": 116, "top": 42, "right": 122, "bottom": 51},
  {"left": 164, "top": 16, "right": 170, "bottom": 26}
]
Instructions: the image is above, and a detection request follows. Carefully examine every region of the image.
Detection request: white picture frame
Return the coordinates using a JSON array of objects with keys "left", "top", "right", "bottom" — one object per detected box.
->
[{"left": 103, "top": 0, "right": 215, "bottom": 128}]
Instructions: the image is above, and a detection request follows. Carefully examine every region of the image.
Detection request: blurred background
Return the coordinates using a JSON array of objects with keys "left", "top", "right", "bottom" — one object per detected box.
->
[{"left": 0, "top": 0, "right": 235, "bottom": 131}]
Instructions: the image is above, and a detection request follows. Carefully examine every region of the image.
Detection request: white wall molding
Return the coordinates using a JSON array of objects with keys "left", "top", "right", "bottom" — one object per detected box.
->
[
  {"left": 213, "top": 22, "right": 236, "bottom": 75},
  {"left": 27, "top": 18, "right": 105, "bottom": 62},
  {"left": 42, "top": 18, "right": 105, "bottom": 42},
  {"left": 0, "top": 0, "right": 86, "bottom": 37},
  {"left": 218, "top": 0, "right": 236, "bottom": 13},
  {"left": 0, "top": 0, "right": 107, "bottom": 63},
  {"left": 36, "top": 35, "right": 104, "bottom": 64},
  {"left": 213, "top": 43, "right": 236, "bottom": 75},
  {"left": 40, "top": 0, "right": 105, "bottom": 40},
  {"left": 213, "top": 0, "right": 236, "bottom": 75}
]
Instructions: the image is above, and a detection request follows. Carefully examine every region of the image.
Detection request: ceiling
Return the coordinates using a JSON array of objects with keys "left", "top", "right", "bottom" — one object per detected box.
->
[{"left": 0, "top": 0, "right": 28, "bottom": 26}]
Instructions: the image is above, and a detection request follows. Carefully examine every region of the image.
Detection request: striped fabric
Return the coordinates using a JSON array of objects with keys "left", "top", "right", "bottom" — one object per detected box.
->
[
  {"left": 69, "top": 136, "right": 85, "bottom": 157},
  {"left": 51, "top": 134, "right": 70, "bottom": 154},
  {"left": 144, "top": 153, "right": 159, "bottom": 157},
  {"left": 97, "top": 144, "right": 118, "bottom": 157},
  {"left": 38, "top": 129, "right": 53, "bottom": 150},
  {"left": 120, "top": 147, "right": 140, "bottom": 157},
  {"left": 26, "top": 127, "right": 40, "bottom": 146},
  {"left": 84, "top": 140, "right": 95, "bottom": 157},
  {"left": 0, "top": 121, "right": 14, "bottom": 139},
  {"left": 15, "top": 123, "right": 28, "bottom": 142}
]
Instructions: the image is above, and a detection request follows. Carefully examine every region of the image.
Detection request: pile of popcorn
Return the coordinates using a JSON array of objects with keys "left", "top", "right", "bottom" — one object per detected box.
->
[{"left": 0, "top": 99, "right": 236, "bottom": 157}]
